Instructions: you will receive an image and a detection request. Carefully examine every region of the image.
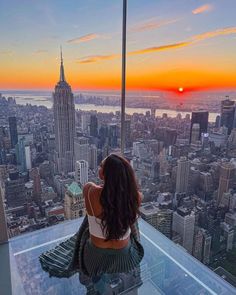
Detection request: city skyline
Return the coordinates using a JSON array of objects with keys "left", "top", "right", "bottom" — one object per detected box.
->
[{"left": 0, "top": 0, "right": 236, "bottom": 92}]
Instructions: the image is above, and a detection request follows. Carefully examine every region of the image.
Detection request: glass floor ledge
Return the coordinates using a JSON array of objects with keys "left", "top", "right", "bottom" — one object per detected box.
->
[{"left": 0, "top": 218, "right": 236, "bottom": 295}]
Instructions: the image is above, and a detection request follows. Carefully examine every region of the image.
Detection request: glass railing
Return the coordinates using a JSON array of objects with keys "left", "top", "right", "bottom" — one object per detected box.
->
[{"left": 0, "top": 218, "right": 235, "bottom": 295}]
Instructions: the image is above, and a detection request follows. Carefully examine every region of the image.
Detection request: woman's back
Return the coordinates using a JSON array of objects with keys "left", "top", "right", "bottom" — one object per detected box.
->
[{"left": 84, "top": 182, "right": 131, "bottom": 249}]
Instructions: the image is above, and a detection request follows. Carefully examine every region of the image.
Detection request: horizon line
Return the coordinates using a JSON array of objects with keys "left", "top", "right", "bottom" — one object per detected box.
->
[{"left": 1, "top": 87, "right": 236, "bottom": 93}]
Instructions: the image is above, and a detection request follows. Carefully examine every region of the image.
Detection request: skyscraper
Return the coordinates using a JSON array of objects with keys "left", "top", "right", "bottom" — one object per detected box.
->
[
  {"left": 8, "top": 116, "right": 18, "bottom": 148},
  {"left": 159, "top": 149, "right": 168, "bottom": 177},
  {"left": 5, "top": 170, "right": 27, "bottom": 208},
  {"left": 0, "top": 186, "right": 8, "bottom": 243},
  {"left": 53, "top": 49, "right": 75, "bottom": 174},
  {"left": 75, "top": 160, "right": 88, "bottom": 186},
  {"left": 217, "top": 162, "right": 235, "bottom": 206},
  {"left": 89, "top": 144, "right": 98, "bottom": 170},
  {"left": 124, "top": 119, "right": 131, "bottom": 148},
  {"left": 74, "top": 137, "right": 89, "bottom": 162},
  {"left": 16, "top": 137, "right": 27, "bottom": 172},
  {"left": 202, "top": 230, "right": 212, "bottom": 265},
  {"left": 193, "top": 228, "right": 204, "bottom": 261},
  {"left": 190, "top": 111, "right": 209, "bottom": 142},
  {"left": 172, "top": 207, "right": 195, "bottom": 254},
  {"left": 220, "top": 98, "right": 235, "bottom": 135},
  {"left": 25, "top": 146, "right": 32, "bottom": 170},
  {"left": 90, "top": 114, "right": 98, "bottom": 137},
  {"left": 191, "top": 123, "right": 200, "bottom": 144},
  {"left": 31, "top": 167, "right": 42, "bottom": 205},
  {"left": 0, "top": 127, "right": 7, "bottom": 165},
  {"left": 176, "top": 156, "right": 190, "bottom": 193},
  {"left": 98, "top": 124, "right": 108, "bottom": 148},
  {"left": 81, "top": 113, "right": 90, "bottom": 134},
  {"left": 108, "top": 123, "right": 118, "bottom": 148}
]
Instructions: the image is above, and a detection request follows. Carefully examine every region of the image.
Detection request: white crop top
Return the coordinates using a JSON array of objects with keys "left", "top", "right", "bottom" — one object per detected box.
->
[{"left": 87, "top": 186, "right": 131, "bottom": 240}]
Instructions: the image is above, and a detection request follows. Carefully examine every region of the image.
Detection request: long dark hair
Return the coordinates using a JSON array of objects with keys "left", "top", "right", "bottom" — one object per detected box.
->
[{"left": 100, "top": 153, "right": 140, "bottom": 240}]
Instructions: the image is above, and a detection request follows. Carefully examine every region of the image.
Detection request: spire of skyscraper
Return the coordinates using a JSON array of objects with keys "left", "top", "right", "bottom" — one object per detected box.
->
[{"left": 60, "top": 46, "right": 65, "bottom": 82}]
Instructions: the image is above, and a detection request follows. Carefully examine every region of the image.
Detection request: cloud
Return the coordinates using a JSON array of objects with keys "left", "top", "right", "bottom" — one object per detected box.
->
[
  {"left": 129, "top": 41, "right": 193, "bottom": 56},
  {"left": 34, "top": 50, "right": 48, "bottom": 54},
  {"left": 0, "top": 50, "right": 14, "bottom": 56},
  {"left": 129, "top": 26, "right": 236, "bottom": 56},
  {"left": 192, "top": 27, "right": 236, "bottom": 41},
  {"left": 77, "top": 54, "right": 120, "bottom": 64},
  {"left": 129, "top": 18, "right": 179, "bottom": 33},
  {"left": 192, "top": 4, "right": 214, "bottom": 15},
  {"left": 77, "top": 26, "right": 236, "bottom": 63},
  {"left": 67, "top": 33, "right": 100, "bottom": 44}
]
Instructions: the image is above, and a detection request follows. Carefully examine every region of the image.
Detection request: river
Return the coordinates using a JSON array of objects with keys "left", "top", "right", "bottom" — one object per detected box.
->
[{"left": 1, "top": 91, "right": 219, "bottom": 122}]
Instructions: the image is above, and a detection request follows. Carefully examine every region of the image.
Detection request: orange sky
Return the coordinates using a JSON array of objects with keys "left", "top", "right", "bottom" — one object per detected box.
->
[
  {"left": 1, "top": 59, "right": 235, "bottom": 92},
  {"left": 1, "top": 0, "right": 236, "bottom": 92}
]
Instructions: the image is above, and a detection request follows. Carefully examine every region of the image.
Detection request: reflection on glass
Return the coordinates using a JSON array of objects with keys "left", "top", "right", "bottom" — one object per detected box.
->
[{"left": 1, "top": 219, "right": 235, "bottom": 295}]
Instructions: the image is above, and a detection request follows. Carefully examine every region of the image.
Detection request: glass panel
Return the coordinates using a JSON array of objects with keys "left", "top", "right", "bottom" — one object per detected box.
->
[
  {"left": 0, "top": 0, "right": 122, "bottom": 238},
  {"left": 126, "top": 0, "right": 236, "bottom": 287},
  {"left": 1, "top": 219, "right": 235, "bottom": 295}
]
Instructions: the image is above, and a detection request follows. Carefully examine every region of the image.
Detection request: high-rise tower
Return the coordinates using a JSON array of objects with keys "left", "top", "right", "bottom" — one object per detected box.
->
[
  {"left": 217, "top": 162, "right": 235, "bottom": 206},
  {"left": 191, "top": 123, "right": 200, "bottom": 144},
  {"left": 53, "top": 48, "right": 75, "bottom": 174},
  {"left": 176, "top": 156, "right": 190, "bottom": 193},
  {"left": 220, "top": 98, "right": 235, "bottom": 135},
  {"left": 31, "top": 167, "right": 42, "bottom": 205},
  {"left": 90, "top": 114, "right": 98, "bottom": 137},
  {"left": 8, "top": 116, "right": 18, "bottom": 148},
  {"left": 190, "top": 111, "right": 209, "bottom": 142},
  {"left": 75, "top": 160, "right": 88, "bottom": 186},
  {"left": 172, "top": 207, "right": 195, "bottom": 254}
]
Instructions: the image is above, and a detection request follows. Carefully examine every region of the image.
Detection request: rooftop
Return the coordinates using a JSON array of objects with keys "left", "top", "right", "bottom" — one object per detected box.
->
[
  {"left": 66, "top": 181, "right": 83, "bottom": 196},
  {"left": 1, "top": 218, "right": 235, "bottom": 295}
]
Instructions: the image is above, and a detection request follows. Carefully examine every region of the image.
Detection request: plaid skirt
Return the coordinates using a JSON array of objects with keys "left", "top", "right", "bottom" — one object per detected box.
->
[{"left": 39, "top": 215, "right": 144, "bottom": 278}]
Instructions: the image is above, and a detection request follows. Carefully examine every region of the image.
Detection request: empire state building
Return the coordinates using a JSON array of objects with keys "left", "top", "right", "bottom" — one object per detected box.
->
[{"left": 53, "top": 50, "right": 75, "bottom": 174}]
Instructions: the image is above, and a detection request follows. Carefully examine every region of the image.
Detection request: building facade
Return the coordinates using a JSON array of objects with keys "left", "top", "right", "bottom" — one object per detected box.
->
[
  {"left": 140, "top": 203, "right": 173, "bottom": 238},
  {"left": 172, "top": 208, "right": 195, "bottom": 254},
  {"left": 8, "top": 116, "right": 18, "bottom": 148},
  {"left": 5, "top": 170, "right": 27, "bottom": 208},
  {"left": 53, "top": 50, "right": 75, "bottom": 174},
  {"left": 89, "top": 144, "right": 98, "bottom": 170},
  {"left": 31, "top": 167, "right": 42, "bottom": 205},
  {"left": 74, "top": 137, "right": 89, "bottom": 163},
  {"left": 221, "top": 98, "right": 235, "bottom": 135},
  {"left": 90, "top": 114, "right": 98, "bottom": 137},
  {"left": 217, "top": 162, "right": 235, "bottom": 206},
  {"left": 75, "top": 160, "right": 88, "bottom": 186},
  {"left": 190, "top": 111, "right": 209, "bottom": 142},
  {"left": 64, "top": 181, "right": 85, "bottom": 219},
  {"left": 176, "top": 157, "right": 190, "bottom": 194}
]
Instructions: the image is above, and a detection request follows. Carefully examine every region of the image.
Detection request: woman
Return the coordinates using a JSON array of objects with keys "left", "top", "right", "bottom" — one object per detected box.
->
[
  {"left": 39, "top": 154, "right": 144, "bottom": 290},
  {"left": 82, "top": 153, "right": 144, "bottom": 276}
]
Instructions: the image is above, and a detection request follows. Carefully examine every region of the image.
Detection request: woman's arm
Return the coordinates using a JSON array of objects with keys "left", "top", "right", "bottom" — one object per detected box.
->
[
  {"left": 83, "top": 182, "right": 102, "bottom": 216},
  {"left": 83, "top": 182, "right": 95, "bottom": 215},
  {"left": 138, "top": 191, "right": 143, "bottom": 206}
]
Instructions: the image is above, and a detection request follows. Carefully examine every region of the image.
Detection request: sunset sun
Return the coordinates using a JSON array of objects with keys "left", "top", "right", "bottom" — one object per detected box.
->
[{"left": 178, "top": 87, "right": 184, "bottom": 93}]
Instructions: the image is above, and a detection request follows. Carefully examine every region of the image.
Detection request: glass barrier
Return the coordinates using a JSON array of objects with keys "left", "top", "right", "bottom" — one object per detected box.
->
[{"left": 0, "top": 218, "right": 235, "bottom": 295}]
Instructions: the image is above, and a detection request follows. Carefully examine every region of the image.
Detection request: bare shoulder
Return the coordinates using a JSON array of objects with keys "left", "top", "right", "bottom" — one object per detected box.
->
[
  {"left": 83, "top": 182, "right": 102, "bottom": 199},
  {"left": 84, "top": 182, "right": 103, "bottom": 215},
  {"left": 83, "top": 182, "right": 94, "bottom": 192}
]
